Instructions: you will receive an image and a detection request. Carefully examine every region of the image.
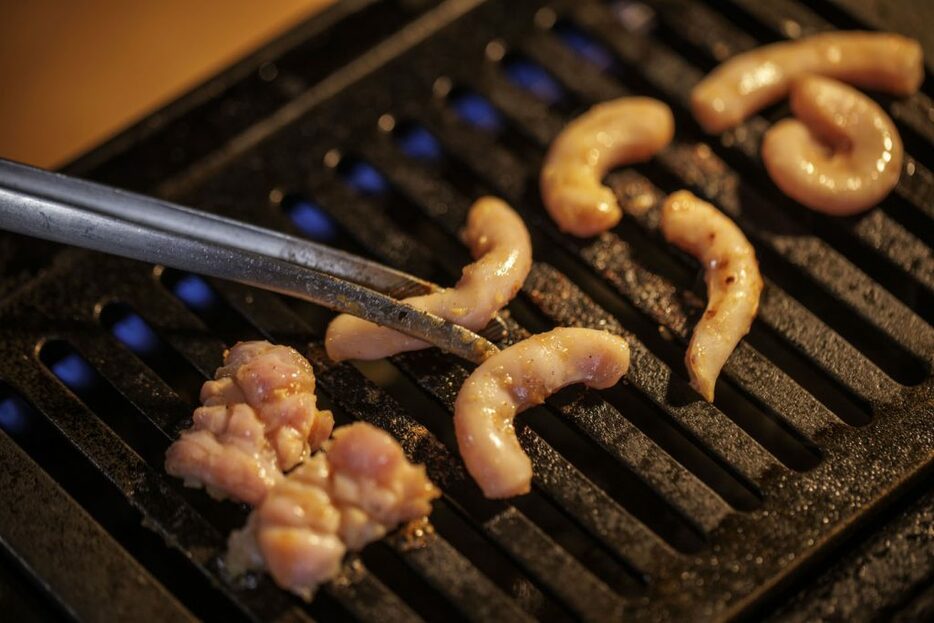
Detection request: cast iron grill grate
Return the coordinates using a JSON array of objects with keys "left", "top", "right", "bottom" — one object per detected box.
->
[{"left": 0, "top": 0, "right": 931, "bottom": 621}]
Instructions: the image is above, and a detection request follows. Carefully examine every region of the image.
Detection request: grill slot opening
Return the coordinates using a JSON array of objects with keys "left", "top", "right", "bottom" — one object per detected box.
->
[
  {"left": 391, "top": 120, "right": 445, "bottom": 163},
  {"left": 703, "top": 0, "right": 797, "bottom": 44},
  {"left": 424, "top": 48, "right": 876, "bottom": 434},
  {"left": 349, "top": 352, "right": 670, "bottom": 577},
  {"left": 447, "top": 86, "right": 506, "bottom": 134},
  {"left": 0, "top": 383, "right": 247, "bottom": 623},
  {"left": 884, "top": 194, "right": 934, "bottom": 250},
  {"left": 443, "top": 85, "right": 544, "bottom": 161},
  {"left": 99, "top": 302, "right": 206, "bottom": 407},
  {"left": 382, "top": 115, "right": 512, "bottom": 204},
  {"left": 338, "top": 134, "right": 778, "bottom": 512},
  {"left": 36, "top": 337, "right": 252, "bottom": 535},
  {"left": 508, "top": 482, "right": 645, "bottom": 596},
  {"left": 38, "top": 340, "right": 170, "bottom": 465},
  {"left": 158, "top": 269, "right": 265, "bottom": 345},
  {"left": 551, "top": 20, "right": 620, "bottom": 73},
  {"left": 330, "top": 156, "right": 465, "bottom": 282},
  {"left": 308, "top": 355, "right": 589, "bottom": 620},
  {"left": 685, "top": 140, "right": 934, "bottom": 327},
  {"left": 335, "top": 156, "right": 392, "bottom": 197},
  {"left": 290, "top": 328, "right": 628, "bottom": 616},
  {"left": 351, "top": 359, "right": 458, "bottom": 452},
  {"left": 355, "top": 541, "right": 468, "bottom": 623},
  {"left": 500, "top": 53, "right": 574, "bottom": 111},
  {"left": 275, "top": 190, "right": 378, "bottom": 266},
  {"left": 593, "top": 215, "right": 824, "bottom": 469},
  {"left": 427, "top": 501, "right": 576, "bottom": 621},
  {"left": 280, "top": 192, "right": 342, "bottom": 243},
  {"left": 518, "top": 398, "right": 709, "bottom": 555},
  {"left": 743, "top": 321, "right": 872, "bottom": 426}
]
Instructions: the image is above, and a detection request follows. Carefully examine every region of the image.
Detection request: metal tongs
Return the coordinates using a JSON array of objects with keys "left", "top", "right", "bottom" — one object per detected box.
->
[{"left": 0, "top": 158, "right": 501, "bottom": 363}]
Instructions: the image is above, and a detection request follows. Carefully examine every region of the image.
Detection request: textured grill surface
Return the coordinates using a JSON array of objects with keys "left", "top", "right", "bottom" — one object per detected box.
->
[{"left": 0, "top": 0, "right": 931, "bottom": 621}]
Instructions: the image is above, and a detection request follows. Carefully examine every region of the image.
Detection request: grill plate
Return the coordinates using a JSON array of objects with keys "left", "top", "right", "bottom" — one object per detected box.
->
[{"left": 1, "top": 0, "right": 932, "bottom": 621}]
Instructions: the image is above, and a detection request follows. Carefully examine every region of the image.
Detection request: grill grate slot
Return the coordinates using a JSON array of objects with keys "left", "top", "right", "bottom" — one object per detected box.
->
[
  {"left": 99, "top": 302, "right": 207, "bottom": 407},
  {"left": 0, "top": 388, "right": 199, "bottom": 622},
  {"left": 0, "top": 0, "right": 931, "bottom": 620},
  {"left": 641, "top": 0, "right": 934, "bottom": 310},
  {"left": 362, "top": 132, "right": 773, "bottom": 515}
]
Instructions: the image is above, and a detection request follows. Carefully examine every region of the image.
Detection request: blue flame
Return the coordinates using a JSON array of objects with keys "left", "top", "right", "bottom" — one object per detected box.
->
[
  {"left": 340, "top": 160, "right": 389, "bottom": 196},
  {"left": 451, "top": 91, "right": 504, "bottom": 133},
  {"left": 286, "top": 198, "right": 339, "bottom": 242},
  {"left": 396, "top": 124, "right": 443, "bottom": 162},
  {"left": 504, "top": 58, "right": 566, "bottom": 104},
  {"left": 554, "top": 23, "right": 618, "bottom": 72},
  {"left": 172, "top": 274, "right": 216, "bottom": 310},
  {"left": 0, "top": 394, "right": 29, "bottom": 435},
  {"left": 51, "top": 352, "right": 96, "bottom": 391},
  {"left": 111, "top": 312, "right": 159, "bottom": 354}
]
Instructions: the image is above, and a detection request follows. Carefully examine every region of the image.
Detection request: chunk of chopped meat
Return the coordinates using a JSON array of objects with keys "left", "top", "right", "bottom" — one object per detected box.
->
[
  {"left": 226, "top": 422, "right": 440, "bottom": 600},
  {"left": 165, "top": 404, "right": 280, "bottom": 506},
  {"left": 165, "top": 341, "right": 334, "bottom": 504}
]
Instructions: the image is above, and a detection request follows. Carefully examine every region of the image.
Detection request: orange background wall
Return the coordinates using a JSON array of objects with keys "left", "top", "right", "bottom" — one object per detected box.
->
[{"left": 0, "top": 1, "right": 333, "bottom": 169}]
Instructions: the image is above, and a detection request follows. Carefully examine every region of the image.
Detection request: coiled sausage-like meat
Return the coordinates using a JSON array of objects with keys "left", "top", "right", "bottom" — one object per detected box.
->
[{"left": 762, "top": 75, "right": 902, "bottom": 215}]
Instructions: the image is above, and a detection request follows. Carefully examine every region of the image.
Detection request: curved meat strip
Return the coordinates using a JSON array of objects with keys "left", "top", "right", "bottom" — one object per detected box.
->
[
  {"left": 691, "top": 32, "right": 923, "bottom": 134},
  {"left": 226, "top": 422, "right": 439, "bottom": 600},
  {"left": 325, "top": 197, "right": 531, "bottom": 361},
  {"left": 454, "top": 328, "right": 630, "bottom": 499},
  {"left": 540, "top": 97, "right": 674, "bottom": 237},
  {"left": 762, "top": 75, "right": 903, "bottom": 215},
  {"left": 165, "top": 341, "right": 334, "bottom": 504},
  {"left": 660, "top": 191, "right": 763, "bottom": 402}
]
